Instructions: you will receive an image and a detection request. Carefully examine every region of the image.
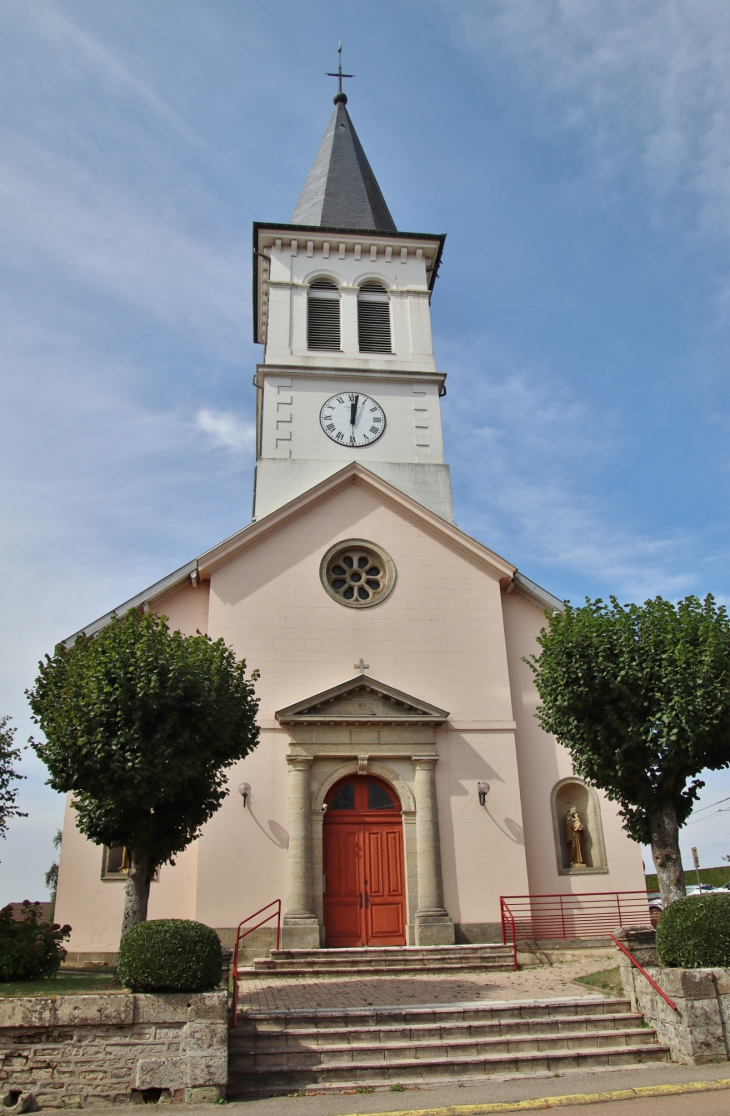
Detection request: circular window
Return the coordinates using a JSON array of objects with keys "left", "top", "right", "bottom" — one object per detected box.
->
[{"left": 320, "top": 539, "right": 396, "bottom": 608}]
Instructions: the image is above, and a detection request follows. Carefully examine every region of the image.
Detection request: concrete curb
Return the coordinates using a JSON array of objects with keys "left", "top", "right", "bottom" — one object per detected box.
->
[{"left": 331, "top": 1076, "right": 730, "bottom": 1115}]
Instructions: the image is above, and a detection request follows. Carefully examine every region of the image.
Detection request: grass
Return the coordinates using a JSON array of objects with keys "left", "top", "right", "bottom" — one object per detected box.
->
[
  {"left": 575, "top": 967, "right": 623, "bottom": 999},
  {"left": 0, "top": 971, "right": 118, "bottom": 997},
  {"left": 645, "top": 865, "right": 730, "bottom": 891}
]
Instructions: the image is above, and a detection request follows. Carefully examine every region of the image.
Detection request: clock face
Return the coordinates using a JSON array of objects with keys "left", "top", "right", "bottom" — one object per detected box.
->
[{"left": 320, "top": 392, "right": 386, "bottom": 447}]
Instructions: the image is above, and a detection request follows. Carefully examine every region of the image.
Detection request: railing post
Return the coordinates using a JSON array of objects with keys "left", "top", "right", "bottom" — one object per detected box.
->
[
  {"left": 617, "top": 892, "right": 622, "bottom": 928},
  {"left": 559, "top": 894, "right": 566, "bottom": 939}
]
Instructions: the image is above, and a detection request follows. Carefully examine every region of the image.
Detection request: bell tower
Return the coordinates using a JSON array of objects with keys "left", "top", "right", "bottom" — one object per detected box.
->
[{"left": 252, "top": 87, "right": 453, "bottom": 522}]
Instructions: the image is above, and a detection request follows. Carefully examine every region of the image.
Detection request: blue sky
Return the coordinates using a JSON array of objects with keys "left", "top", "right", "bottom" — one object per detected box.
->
[{"left": 2, "top": 0, "right": 730, "bottom": 902}]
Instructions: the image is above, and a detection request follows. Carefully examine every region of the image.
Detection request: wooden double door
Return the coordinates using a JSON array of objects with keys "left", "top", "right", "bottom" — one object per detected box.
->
[{"left": 323, "top": 776, "right": 406, "bottom": 947}]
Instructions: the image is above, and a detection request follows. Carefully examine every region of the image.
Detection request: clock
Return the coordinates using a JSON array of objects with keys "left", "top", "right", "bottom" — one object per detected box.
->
[{"left": 320, "top": 392, "right": 386, "bottom": 447}]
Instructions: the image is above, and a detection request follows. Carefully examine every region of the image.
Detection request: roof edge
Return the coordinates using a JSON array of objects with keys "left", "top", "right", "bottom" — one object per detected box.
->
[
  {"left": 509, "top": 571, "right": 565, "bottom": 614},
  {"left": 196, "top": 462, "right": 517, "bottom": 584},
  {"left": 63, "top": 559, "right": 198, "bottom": 647}
]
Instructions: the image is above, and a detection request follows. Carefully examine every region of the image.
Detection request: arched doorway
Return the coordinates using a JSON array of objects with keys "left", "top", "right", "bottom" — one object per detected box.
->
[{"left": 323, "top": 775, "right": 406, "bottom": 947}]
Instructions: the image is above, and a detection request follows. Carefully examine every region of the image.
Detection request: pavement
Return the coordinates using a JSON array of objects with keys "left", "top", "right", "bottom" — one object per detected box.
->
[{"left": 237, "top": 958, "right": 616, "bottom": 1012}]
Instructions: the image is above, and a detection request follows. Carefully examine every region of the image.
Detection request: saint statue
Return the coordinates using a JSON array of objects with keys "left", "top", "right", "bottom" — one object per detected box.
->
[{"left": 565, "top": 805, "right": 586, "bottom": 868}]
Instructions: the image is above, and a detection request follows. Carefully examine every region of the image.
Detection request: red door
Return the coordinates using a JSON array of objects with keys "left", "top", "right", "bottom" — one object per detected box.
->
[{"left": 323, "top": 777, "right": 406, "bottom": 947}]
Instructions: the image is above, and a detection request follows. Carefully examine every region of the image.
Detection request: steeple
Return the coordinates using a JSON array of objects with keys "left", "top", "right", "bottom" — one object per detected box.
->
[{"left": 291, "top": 100, "right": 397, "bottom": 232}]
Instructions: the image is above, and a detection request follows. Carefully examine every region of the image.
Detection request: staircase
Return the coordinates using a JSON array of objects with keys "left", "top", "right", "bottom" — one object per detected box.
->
[
  {"left": 228, "top": 996, "right": 669, "bottom": 1096},
  {"left": 238, "top": 943, "right": 515, "bottom": 979}
]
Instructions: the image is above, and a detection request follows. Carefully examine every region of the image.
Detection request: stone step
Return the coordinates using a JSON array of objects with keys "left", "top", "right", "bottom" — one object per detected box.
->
[
  {"left": 227, "top": 1041, "right": 668, "bottom": 1095},
  {"left": 239, "top": 960, "right": 513, "bottom": 978},
  {"left": 232, "top": 1025, "right": 657, "bottom": 1068},
  {"left": 265, "top": 945, "right": 510, "bottom": 958},
  {"left": 230, "top": 1010, "right": 644, "bottom": 1049},
  {"left": 234, "top": 998, "right": 635, "bottom": 1032},
  {"left": 227, "top": 997, "right": 669, "bottom": 1096},
  {"left": 241, "top": 943, "right": 515, "bottom": 978}
]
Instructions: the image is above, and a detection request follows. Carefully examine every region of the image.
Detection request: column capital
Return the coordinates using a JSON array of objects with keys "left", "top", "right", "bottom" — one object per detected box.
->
[
  {"left": 286, "top": 755, "right": 313, "bottom": 769},
  {"left": 411, "top": 754, "right": 438, "bottom": 768}
]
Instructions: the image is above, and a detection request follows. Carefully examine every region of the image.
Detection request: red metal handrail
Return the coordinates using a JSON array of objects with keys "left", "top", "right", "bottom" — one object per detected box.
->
[
  {"left": 230, "top": 899, "right": 281, "bottom": 1026},
  {"left": 500, "top": 900, "right": 519, "bottom": 970},
  {"left": 500, "top": 890, "right": 653, "bottom": 952},
  {"left": 610, "top": 933, "right": 677, "bottom": 1012}
]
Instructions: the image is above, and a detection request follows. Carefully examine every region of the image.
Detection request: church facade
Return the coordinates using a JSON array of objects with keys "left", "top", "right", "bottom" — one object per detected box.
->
[{"left": 54, "top": 94, "right": 645, "bottom": 961}]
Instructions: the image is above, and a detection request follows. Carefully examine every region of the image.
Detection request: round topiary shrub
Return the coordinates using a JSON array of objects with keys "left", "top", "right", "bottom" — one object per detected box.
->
[
  {"left": 656, "top": 893, "right": 730, "bottom": 968},
  {"left": 117, "top": 919, "right": 222, "bottom": 992}
]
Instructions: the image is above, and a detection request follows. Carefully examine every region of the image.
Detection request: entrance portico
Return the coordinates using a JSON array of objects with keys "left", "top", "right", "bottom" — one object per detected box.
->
[{"left": 276, "top": 674, "right": 455, "bottom": 948}]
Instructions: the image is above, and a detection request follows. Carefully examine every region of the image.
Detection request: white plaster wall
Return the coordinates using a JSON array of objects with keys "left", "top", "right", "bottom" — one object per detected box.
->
[
  {"left": 263, "top": 236, "right": 437, "bottom": 373},
  {"left": 259, "top": 374, "right": 443, "bottom": 464},
  {"left": 502, "top": 590, "right": 646, "bottom": 895},
  {"left": 254, "top": 369, "right": 452, "bottom": 519}
]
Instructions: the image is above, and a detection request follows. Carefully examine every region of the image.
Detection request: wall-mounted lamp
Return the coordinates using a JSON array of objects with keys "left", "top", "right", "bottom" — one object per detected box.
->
[
  {"left": 478, "top": 781, "right": 490, "bottom": 807},
  {"left": 321, "top": 803, "right": 328, "bottom": 815},
  {"left": 238, "top": 782, "right": 251, "bottom": 808}
]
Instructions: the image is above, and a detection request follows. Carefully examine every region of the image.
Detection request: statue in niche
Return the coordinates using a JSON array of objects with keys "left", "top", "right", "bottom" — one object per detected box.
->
[{"left": 565, "top": 805, "right": 587, "bottom": 868}]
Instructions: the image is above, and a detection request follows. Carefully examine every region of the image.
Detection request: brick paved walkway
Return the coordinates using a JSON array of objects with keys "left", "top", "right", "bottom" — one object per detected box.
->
[{"left": 238, "top": 957, "right": 613, "bottom": 1011}]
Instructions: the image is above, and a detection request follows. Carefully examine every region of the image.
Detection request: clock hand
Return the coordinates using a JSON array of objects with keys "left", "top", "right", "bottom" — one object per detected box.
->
[{"left": 350, "top": 395, "right": 358, "bottom": 427}]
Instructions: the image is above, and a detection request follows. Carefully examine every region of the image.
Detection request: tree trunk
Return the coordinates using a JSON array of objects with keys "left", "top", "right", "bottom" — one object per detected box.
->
[
  {"left": 649, "top": 802, "right": 686, "bottom": 908},
  {"left": 120, "top": 851, "right": 152, "bottom": 941}
]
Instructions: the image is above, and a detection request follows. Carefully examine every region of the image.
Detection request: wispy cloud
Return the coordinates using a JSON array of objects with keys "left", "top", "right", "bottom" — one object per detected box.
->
[
  {"left": 0, "top": 133, "right": 245, "bottom": 357},
  {"left": 196, "top": 408, "right": 255, "bottom": 452},
  {"left": 442, "top": 334, "right": 696, "bottom": 601},
  {"left": 446, "top": 2, "right": 730, "bottom": 263}
]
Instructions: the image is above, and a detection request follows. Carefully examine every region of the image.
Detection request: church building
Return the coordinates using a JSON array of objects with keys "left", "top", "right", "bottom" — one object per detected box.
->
[{"left": 55, "top": 89, "right": 645, "bottom": 962}]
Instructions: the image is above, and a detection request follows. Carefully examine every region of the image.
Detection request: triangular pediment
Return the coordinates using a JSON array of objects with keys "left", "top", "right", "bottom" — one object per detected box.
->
[{"left": 275, "top": 674, "right": 449, "bottom": 725}]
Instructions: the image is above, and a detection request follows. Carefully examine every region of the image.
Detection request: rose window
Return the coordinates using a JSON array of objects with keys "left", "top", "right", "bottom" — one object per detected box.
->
[{"left": 320, "top": 540, "right": 396, "bottom": 608}]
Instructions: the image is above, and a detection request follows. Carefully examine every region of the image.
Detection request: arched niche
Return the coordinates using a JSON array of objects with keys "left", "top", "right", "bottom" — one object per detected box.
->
[{"left": 551, "top": 778, "right": 608, "bottom": 876}]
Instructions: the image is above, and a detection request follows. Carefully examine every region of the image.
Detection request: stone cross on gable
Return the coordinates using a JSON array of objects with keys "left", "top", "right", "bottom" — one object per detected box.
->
[{"left": 354, "top": 658, "right": 369, "bottom": 675}]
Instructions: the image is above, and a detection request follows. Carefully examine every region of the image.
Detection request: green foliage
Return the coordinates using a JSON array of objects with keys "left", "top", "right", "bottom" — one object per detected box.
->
[
  {"left": 0, "top": 902, "right": 71, "bottom": 981},
  {"left": 117, "top": 919, "right": 222, "bottom": 992},
  {"left": 645, "top": 866, "right": 730, "bottom": 892},
  {"left": 527, "top": 595, "right": 730, "bottom": 845},
  {"left": 656, "top": 893, "right": 730, "bottom": 967},
  {"left": 0, "top": 717, "right": 27, "bottom": 854},
  {"left": 27, "top": 610, "right": 259, "bottom": 872}
]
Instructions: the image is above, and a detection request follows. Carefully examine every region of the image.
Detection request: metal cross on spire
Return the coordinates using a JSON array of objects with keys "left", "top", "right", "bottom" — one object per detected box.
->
[{"left": 326, "top": 42, "right": 354, "bottom": 103}]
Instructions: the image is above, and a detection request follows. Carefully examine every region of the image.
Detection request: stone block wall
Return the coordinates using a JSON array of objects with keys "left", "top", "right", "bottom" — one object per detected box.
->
[
  {"left": 614, "top": 927, "right": 730, "bottom": 1065},
  {"left": 0, "top": 992, "right": 227, "bottom": 1107}
]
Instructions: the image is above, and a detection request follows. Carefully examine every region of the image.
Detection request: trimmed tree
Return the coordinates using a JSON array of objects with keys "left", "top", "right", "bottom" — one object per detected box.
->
[
  {"left": 0, "top": 717, "right": 26, "bottom": 857},
  {"left": 527, "top": 595, "right": 730, "bottom": 908},
  {"left": 28, "top": 609, "right": 259, "bottom": 941}
]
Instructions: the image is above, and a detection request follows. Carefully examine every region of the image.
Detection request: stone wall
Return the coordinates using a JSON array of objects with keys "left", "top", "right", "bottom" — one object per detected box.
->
[
  {"left": 614, "top": 927, "right": 730, "bottom": 1065},
  {"left": 0, "top": 992, "right": 227, "bottom": 1107}
]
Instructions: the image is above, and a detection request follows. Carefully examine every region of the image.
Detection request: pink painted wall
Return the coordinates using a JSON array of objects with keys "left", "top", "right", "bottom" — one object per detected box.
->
[
  {"left": 56, "top": 480, "right": 645, "bottom": 954},
  {"left": 502, "top": 589, "right": 645, "bottom": 895}
]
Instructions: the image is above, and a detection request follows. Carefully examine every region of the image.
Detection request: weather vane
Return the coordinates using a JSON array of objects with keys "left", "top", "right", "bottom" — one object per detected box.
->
[{"left": 326, "top": 42, "right": 354, "bottom": 103}]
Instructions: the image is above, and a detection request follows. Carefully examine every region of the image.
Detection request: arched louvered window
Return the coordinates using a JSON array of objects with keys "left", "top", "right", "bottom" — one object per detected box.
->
[
  {"left": 308, "top": 278, "right": 341, "bottom": 351},
  {"left": 358, "top": 281, "right": 392, "bottom": 353}
]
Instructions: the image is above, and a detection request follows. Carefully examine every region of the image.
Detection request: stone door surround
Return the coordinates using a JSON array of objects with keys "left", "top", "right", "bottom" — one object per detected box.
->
[{"left": 275, "top": 675, "right": 455, "bottom": 947}]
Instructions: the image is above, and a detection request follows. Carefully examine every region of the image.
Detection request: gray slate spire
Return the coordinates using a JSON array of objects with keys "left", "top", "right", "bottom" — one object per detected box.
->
[{"left": 291, "top": 101, "right": 397, "bottom": 232}]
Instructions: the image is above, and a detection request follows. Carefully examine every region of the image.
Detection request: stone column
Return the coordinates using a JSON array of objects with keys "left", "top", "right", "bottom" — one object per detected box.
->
[
  {"left": 413, "top": 756, "right": 455, "bottom": 945},
  {"left": 282, "top": 756, "right": 320, "bottom": 949}
]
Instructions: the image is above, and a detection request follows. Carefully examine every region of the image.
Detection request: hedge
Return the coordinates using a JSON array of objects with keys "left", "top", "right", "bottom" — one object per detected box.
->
[
  {"left": 0, "top": 902, "right": 71, "bottom": 981},
  {"left": 117, "top": 919, "right": 222, "bottom": 992},
  {"left": 656, "top": 893, "right": 730, "bottom": 968}
]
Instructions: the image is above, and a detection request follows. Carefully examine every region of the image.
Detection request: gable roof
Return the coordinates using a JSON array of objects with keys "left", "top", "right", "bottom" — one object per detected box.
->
[
  {"left": 276, "top": 674, "right": 449, "bottom": 725},
  {"left": 291, "top": 102, "right": 397, "bottom": 232},
  {"left": 64, "top": 463, "right": 563, "bottom": 645}
]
